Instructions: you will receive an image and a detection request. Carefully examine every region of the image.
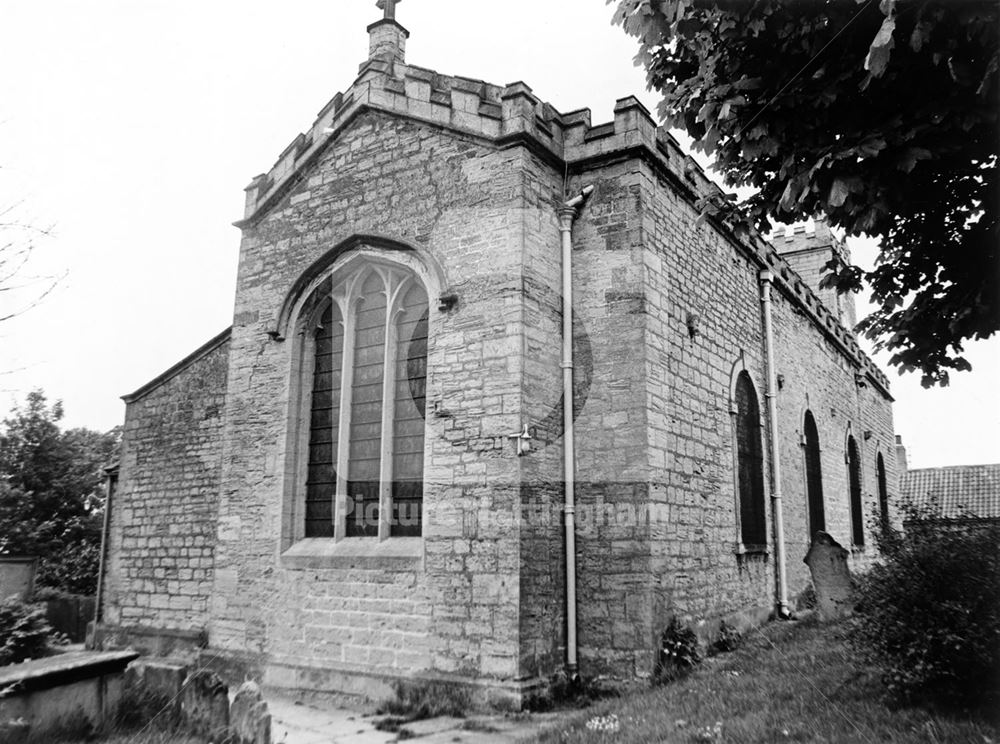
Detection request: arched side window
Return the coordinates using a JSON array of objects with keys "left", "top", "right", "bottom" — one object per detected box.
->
[
  {"left": 847, "top": 435, "right": 864, "bottom": 546},
  {"left": 876, "top": 451, "right": 889, "bottom": 532},
  {"left": 733, "top": 371, "right": 767, "bottom": 548},
  {"left": 301, "top": 260, "right": 428, "bottom": 539},
  {"left": 803, "top": 411, "right": 825, "bottom": 539}
]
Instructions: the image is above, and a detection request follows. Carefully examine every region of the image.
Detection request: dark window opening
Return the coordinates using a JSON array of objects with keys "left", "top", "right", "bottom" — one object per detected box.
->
[
  {"left": 848, "top": 435, "right": 864, "bottom": 546},
  {"left": 305, "top": 303, "right": 341, "bottom": 538},
  {"left": 735, "top": 372, "right": 767, "bottom": 547},
  {"left": 804, "top": 411, "right": 825, "bottom": 539}
]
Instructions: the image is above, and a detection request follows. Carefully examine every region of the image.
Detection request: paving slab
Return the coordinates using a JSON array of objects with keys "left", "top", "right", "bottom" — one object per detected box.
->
[
  {"left": 406, "top": 712, "right": 572, "bottom": 743},
  {"left": 268, "top": 697, "right": 393, "bottom": 744},
  {"left": 266, "top": 695, "right": 575, "bottom": 744}
]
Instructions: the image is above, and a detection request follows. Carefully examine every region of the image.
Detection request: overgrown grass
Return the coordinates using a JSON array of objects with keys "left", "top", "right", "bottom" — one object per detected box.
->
[
  {"left": 378, "top": 678, "right": 471, "bottom": 719},
  {"left": 31, "top": 681, "right": 202, "bottom": 744},
  {"left": 531, "top": 619, "right": 998, "bottom": 744},
  {"left": 374, "top": 678, "right": 472, "bottom": 733}
]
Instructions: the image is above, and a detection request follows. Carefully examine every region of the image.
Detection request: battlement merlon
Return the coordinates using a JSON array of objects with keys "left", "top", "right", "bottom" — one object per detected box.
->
[
  {"left": 777, "top": 219, "right": 851, "bottom": 266},
  {"left": 233, "top": 57, "right": 891, "bottom": 399}
]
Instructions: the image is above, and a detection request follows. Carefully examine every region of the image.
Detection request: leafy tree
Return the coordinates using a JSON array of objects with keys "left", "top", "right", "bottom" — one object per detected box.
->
[
  {"left": 0, "top": 391, "right": 120, "bottom": 594},
  {"left": 0, "top": 596, "right": 53, "bottom": 665},
  {"left": 610, "top": 0, "right": 998, "bottom": 385}
]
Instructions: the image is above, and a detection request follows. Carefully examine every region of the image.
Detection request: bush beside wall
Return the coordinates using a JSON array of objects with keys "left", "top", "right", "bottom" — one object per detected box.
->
[{"left": 851, "top": 518, "right": 1000, "bottom": 708}]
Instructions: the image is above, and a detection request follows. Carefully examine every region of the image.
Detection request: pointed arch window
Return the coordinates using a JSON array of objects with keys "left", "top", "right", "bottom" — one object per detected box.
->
[
  {"left": 876, "top": 452, "right": 889, "bottom": 531},
  {"left": 847, "top": 435, "right": 864, "bottom": 546},
  {"left": 302, "top": 262, "right": 428, "bottom": 539},
  {"left": 803, "top": 411, "right": 825, "bottom": 539},
  {"left": 733, "top": 372, "right": 767, "bottom": 548}
]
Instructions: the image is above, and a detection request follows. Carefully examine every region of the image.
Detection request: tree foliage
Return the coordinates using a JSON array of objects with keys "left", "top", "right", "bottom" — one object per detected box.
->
[
  {"left": 0, "top": 391, "right": 120, "bottom": 594},
  {"left": 0, "top": 596, "right": 53, "bottom": 666},
  {"left": 610, "top": 0, "right": 998, "bottom": 385}
]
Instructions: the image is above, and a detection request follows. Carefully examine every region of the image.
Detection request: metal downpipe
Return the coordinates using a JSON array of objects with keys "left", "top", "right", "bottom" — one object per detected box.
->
[
  {"left": 759, "top": 270, "right": 790, "bottom": 618},
  {"left": 558, "top": 185, "right": 593, "bottom": 677}
]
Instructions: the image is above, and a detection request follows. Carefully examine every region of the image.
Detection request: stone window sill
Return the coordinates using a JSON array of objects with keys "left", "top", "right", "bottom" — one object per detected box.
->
[
  {"left": 734, "top": 542, "right": 769, "bottom": 557},
  {"left": 280, "top": 537, "right": 424, "bottom": 570}
]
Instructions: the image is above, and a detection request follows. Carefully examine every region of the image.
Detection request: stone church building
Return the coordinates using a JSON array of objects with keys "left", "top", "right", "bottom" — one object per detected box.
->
[{"left": 96, "top": 4, "right": 898, "bottom": 704}]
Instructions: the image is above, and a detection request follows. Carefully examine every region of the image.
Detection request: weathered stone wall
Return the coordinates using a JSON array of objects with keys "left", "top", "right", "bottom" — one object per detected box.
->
[
  {"left": 639, "top": 156, "right": 896, "bottom": 645},
  {"left": 105, "top": 42, "right": 900, "bottom": 696},
  {"left": 774, "top": 225, "right": 857, "bottom": 329},
  {"left": 637, "top": 160, "right": 774, "bottom": 659},
  {"left": 211, "top": 111, "right": 539, "bottom": 695},
  {"left": 562, "top": 161, "right": 656, "bottom": 677},
  {"left": 769, "top": 280, "right": 894, "bottom": 586},
  {"left": 103, "top": 333, "right": 230, "bottom": 632},
  {"left": 211, "top": 93, "right": 898, "bottom": 688},
  {"left": 514, "top": 150, "right": 567, "bottom": 680}
]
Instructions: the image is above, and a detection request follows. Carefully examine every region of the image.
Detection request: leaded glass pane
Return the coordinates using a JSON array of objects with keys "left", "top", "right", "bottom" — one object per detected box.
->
[
  {"left": 346, "top": 271, "right": 386, "bottom": 537},
  {"left": 305, "top": 302, "right": 342, "bottom": 537}
]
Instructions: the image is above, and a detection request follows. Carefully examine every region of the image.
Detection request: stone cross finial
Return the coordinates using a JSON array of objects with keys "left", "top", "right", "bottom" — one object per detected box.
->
[{"left": 377, "top": 0, "right": 400, "bottom": 20}]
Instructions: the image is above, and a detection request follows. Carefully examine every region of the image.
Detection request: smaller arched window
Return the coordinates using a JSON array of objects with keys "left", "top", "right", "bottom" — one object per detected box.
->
[
  {"left": 733, "top": 372, "right": 767, "bottom": 547},
  {"left": 803, "top": 411, "right": 825, "bottom": 539},
  {"left": 876, "top": 452, "right": 889, "bottom": 532},
  {"left": 847, "top": 435, "right": 864, "bottom": 546}
]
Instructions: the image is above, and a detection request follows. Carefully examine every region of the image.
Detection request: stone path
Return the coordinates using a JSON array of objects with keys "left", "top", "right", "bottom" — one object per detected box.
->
[{"left": 268, "top": 696, "right": 572, "bottom": 743}]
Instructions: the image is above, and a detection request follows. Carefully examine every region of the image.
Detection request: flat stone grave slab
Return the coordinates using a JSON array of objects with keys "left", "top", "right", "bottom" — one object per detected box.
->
[{"left": 0, "top": 649, "right": 138, "bottom": 740}]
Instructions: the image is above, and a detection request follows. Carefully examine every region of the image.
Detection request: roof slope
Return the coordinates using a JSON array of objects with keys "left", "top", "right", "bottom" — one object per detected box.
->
[
  {"left": 901, "top": 464, "right": 1000, "bottom": 520},
  {"left": 122, "top": 327, "right": 232, "bottom": 404}
]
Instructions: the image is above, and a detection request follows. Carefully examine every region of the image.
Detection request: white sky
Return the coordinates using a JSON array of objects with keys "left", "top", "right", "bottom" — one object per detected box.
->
[{"left": 0, "top": 0, "right": 996, "bottom": 469}]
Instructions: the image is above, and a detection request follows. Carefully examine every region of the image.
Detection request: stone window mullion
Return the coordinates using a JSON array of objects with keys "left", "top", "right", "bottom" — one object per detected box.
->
[
  {"left": 332, "top": 277, "right": 363, "bottom": 541},
  {"left": 376, "top": 272, "right": 408, "bottom": 540}
]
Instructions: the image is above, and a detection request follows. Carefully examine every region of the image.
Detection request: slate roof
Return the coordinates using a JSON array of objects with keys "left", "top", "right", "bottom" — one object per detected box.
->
[{"left": 901, "top": 464, "right": 1000, "bottom": 520}]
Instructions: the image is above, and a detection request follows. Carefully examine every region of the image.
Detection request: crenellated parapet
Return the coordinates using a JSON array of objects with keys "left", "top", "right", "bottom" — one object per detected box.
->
[
  {"left": 235, "top": 53, "right": 890, "bottom": 398},
  {"left": 779, "top": 221, "right": 851, "bottom": 265}
]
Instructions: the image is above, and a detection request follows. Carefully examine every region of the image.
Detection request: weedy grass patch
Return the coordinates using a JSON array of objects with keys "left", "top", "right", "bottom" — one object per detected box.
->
[{"left": 531, "top": 619, "right": 997, "bottom": 744}]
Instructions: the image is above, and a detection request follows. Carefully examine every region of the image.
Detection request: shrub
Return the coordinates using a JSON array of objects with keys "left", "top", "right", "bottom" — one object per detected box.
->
[
  {"left": 654, "top": 617, "right": 701, "bottom": 683},
  {"left": 36, "top": 536, "right": 102, "bottom": 596},
  {"left": 0, "top": 597, "right": 53, "bottom": 666},
  {"left": 711, "top": 620, "right": 743, "bottom": 654},
  {"left": 851, "top": 514, "right": 1000, "bottom": 708}
]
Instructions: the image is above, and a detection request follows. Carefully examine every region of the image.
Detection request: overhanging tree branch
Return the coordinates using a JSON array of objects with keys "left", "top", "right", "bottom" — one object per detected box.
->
[{"left": 611, "top": 0, "right": 999, "bottom": 385}]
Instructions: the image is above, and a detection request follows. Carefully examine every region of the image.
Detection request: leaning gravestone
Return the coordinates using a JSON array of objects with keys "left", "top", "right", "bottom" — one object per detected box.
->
[
  {"left": 230, "top": 680, "right": 272, "bottom": 744},
  {"left": 803, "top": 531, "right": 853, "bottom": 621},
  {"left": 180, "top": 670, "right": 230, "bottom": 740}
]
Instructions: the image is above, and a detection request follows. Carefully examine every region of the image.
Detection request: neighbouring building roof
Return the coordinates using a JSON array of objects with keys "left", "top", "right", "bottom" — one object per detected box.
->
[{"left": 901, "top": 464, "right": 1000, "bottom": 521}]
